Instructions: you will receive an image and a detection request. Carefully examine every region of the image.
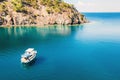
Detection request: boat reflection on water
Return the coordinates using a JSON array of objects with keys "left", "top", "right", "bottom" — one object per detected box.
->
[
  {"left": 21, "top": 56, "right": 45, "bottom": 69},
  {"left": 21, "top": 58, "right": 36, "bottom": 69}
]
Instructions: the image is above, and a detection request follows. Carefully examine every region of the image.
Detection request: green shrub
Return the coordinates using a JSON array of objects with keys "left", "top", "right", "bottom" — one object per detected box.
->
[
  {"left": 11, "top": 0, "right": 23, "bottom": 11},
  {"left": 0, "top": 2, "right": 7, "bottom": 12},
  {"left": 44, "top": 0, "right": 72, "bottom": 13},
  {"left": 46, "top": 7, "right": 53, "bottom": 14},
  {"left": 0, "top": 4, "right": 4, "bottom": 12},
  {"left": 23, "top": 0, "right": 38, "bottom": 8}
]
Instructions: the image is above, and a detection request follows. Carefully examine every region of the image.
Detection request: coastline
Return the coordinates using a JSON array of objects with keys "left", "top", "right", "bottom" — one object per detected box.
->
[{"left": 0, "top": 23, "right": 87, "bottom": 28}]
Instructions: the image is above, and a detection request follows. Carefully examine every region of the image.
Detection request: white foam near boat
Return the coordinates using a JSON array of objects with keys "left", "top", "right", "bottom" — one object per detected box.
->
[{"left": 21, "top": 48, "right": 37, "bottom": 63}]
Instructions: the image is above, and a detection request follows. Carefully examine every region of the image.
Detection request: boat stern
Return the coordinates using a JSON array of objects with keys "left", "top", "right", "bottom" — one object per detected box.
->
[{"left": 21, "top": 58, "right": 29, "bottom": 63}]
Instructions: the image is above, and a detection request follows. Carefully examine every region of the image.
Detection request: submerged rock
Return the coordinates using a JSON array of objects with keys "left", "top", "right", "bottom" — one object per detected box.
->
[{"left": 0, "top": 0, "right": 88, "bottom": 26}]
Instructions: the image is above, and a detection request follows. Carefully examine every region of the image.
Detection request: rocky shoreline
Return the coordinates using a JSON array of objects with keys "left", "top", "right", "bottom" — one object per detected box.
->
[{"left": 0, "top": 0, "right": 88, "bottom": 26}]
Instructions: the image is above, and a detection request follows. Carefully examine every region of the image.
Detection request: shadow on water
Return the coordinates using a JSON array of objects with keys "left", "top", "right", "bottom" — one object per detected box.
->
[{"left": 21, "top": 56, "right": 45, "bottom": 69}]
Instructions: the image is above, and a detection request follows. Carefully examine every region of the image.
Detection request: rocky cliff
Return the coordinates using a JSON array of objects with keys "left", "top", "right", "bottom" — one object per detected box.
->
[{"left": 0, "top": 0, "right": 88, "bottom": 26}]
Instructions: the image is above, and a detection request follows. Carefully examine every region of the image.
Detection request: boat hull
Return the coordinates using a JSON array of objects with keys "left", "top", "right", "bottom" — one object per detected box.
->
[{"left": 21, "top": 53, "right": 36, "bottom": 64}]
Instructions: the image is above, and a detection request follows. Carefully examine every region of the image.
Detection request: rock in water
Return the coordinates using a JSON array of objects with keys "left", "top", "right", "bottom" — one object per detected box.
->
[{"left": 0, "top": 0, "right": 88, "bottom": 26}]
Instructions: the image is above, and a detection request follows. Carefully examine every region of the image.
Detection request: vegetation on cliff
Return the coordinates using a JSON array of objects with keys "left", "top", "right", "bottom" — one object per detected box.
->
[{"left": 0, "top": 0, "right": 87, "bottom": 26}]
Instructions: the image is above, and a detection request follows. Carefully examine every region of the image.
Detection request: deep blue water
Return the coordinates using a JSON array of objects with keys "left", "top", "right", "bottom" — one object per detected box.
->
[{"left": 0, "top": 13, "right": 120, "bottom": 80}]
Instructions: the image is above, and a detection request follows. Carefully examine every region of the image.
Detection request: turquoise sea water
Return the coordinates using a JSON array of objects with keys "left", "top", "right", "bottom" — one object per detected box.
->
[{"left": 0, "top": 13, "right": 120, "bottom": 80}]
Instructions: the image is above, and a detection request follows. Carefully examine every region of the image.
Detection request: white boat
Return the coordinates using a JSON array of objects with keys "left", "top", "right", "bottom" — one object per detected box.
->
[{"left": 21, "top": 48, "right": 37, "bottom": 63}]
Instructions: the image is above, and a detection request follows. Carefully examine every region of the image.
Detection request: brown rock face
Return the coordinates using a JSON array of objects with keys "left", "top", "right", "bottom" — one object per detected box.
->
[{"left": 0, "top": 0, "right": 88, "bottom": 26}]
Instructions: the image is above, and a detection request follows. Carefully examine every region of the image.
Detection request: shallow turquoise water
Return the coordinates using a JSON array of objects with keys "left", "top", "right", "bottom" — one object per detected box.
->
[{"left": 0, "top": 13, "right": 120, "bottom": 80}]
